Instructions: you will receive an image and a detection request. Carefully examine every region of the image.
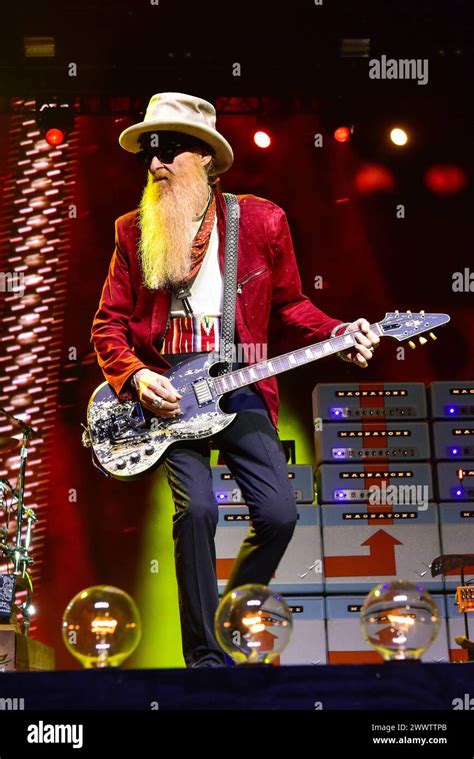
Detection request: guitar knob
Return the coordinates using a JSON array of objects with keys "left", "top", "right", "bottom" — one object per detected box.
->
[
  {"left": 130, "top": 452, "right": 140, "bottom": 463},
  {"left": 116, "top": 459, "right": 126, "bottom": 469},
  {"left": 145, "top": 445, "right": 154, "bottom": 455}
]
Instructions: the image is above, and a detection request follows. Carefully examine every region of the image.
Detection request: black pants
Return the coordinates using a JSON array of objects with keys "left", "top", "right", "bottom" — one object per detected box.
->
[{"left": 162, "top": 354, "right": 298, "bottom": 667}]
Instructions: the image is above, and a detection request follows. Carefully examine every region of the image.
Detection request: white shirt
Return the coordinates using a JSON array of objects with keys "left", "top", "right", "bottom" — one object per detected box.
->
[{"left": 170, "top": 216, "right": 223, "bottom": 317}]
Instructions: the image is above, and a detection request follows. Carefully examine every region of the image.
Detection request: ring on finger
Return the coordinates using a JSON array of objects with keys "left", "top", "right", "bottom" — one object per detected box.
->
[{"left": 153, "top": 396, "right": 164, "bottom": 409}]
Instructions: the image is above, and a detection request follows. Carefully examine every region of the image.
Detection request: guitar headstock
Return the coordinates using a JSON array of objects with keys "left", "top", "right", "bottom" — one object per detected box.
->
[{"left": 379, "top": 311, "right": 450, "bottom": 344}]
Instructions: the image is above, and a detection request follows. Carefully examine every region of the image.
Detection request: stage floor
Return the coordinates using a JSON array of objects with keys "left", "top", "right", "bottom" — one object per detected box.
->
[{"left": 1, "top": 663, "right": 473, "bottom": 710}]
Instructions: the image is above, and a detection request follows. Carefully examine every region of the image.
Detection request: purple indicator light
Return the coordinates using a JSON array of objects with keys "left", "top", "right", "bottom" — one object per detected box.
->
[
  {"left": 455, "top": 488, "right": 464, "bottom": 497},
  {"left": 331, "top": 407, "right": 343, "bottom": 418},
  {"left": 450, "top": 447, "right": 459, "bottom": 456},
  {"left": 333, "top": 449, "right": 346, "bottom": 458},
  {"left": 335, "top": 490, "right": 346, "bottom": 499},
  {"left": 447, "top": 406, "right": 457, "bottom": 415}
]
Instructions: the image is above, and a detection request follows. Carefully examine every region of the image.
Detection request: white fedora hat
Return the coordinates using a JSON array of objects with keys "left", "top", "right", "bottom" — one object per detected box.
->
[{"left": 119, "top": 92, "right": 234, "bottom": 175}]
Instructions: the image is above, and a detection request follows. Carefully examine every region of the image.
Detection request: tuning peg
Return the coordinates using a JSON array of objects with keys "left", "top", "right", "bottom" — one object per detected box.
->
[
  {"left": 407, "top": 310, "right": 411, "bottom": 314},
  {"left": 420, "top": 310, "right": 425, "bottom": 315},
  {"left": 419, "top": 336, "right": 427, "bottom": 345},
  {"left": 408, "top": 340, "right": 416, "bottom": 349},
  {"left": 429, "top": 332, "right": 437, "bottom": 340},
  {"left": 395, "top": 310, "right": 399, "bottom": 314}
]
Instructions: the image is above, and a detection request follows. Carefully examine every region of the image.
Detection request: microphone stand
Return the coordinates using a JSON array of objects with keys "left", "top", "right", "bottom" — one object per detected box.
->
[{"left": 0, "top": 406, "right": 39, "bottom": 635}]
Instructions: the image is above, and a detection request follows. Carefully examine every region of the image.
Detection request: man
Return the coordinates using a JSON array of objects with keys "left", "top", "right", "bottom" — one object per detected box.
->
[{"left": 91, "top": 92, "right": 380, "bottom": 668}]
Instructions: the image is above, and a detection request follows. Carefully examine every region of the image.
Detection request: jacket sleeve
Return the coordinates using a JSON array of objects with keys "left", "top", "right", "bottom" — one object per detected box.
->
[
  {"left": 90, "top": 219, "right": 147, "bottom": 398},
  {"left": 268, "top": 206, "right": 344, "bottom": 351}
]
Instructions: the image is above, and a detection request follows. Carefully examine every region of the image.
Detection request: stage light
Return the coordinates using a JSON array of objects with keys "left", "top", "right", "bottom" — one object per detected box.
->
[
  {"left": 45, "top": 128, "right": 65, "bottom": 146},
  {"left": 355, "top": 163, "right": 395, "bottom": 194},
  {"left": 37, "top": 101, "right": 75, "bottom": 146},
  {"left": 23, "top": 36, "right": 55, "bottom": 58},
  {"left": 334, "top": 126, "right": 351, "bottom": 143},
  {"left": 424, "top": 164, "right": 467, "bottom": 195},
  {"left": 254, "top": 131, "right": 271, "bottom": 149},
  {"left": 390, "top": 127, "right": 408, "bottom": 146}
]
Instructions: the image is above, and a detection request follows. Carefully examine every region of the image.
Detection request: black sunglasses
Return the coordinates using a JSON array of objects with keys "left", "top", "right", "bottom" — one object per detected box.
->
[{"left": 136, "top": 131, "right": 213, "bottom": 167}]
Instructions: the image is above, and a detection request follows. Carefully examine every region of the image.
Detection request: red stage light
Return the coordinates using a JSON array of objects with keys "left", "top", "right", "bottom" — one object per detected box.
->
[
  {"left": 334, "top": 126, "right": 351, "bottom": 143},
  {"left": 424, "top": 164, "right": 467, "bottom": 195},
  {"left": 355, "top": 163, "right": 395, "bottom": 194},
  {"left": 254, "top": 131, "right": 271, "bottom": 149},
  {"left": 45, "top": 128, "right": 65, "bottom": 146}
]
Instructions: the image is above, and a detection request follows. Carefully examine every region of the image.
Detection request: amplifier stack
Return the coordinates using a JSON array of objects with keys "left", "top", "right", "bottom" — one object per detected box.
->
[
  {"left": 209, "top": 381, "right": 474, "bottom": 664},
  {"left": 430, "top": 381, "right": 474, "bottom": 595}
]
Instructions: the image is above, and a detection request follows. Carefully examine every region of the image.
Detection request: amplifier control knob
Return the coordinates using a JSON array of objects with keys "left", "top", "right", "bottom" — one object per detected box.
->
[
  {"left": 116, "top": 459, "right": 126, "bottom": 469},
  {"left": 145, "top": 445, "right": 154, "bottom": 455},
  {"left": 130, "top": 452, "right": 140, "bottom": 463}
]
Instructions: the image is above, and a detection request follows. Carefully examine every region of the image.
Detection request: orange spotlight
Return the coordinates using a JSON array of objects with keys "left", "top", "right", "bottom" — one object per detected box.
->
[
  {"left": 334, "top": 126, "right": 351, "bottom": 143},
  {"left": 424, "top": 164, "right": 467, "bottom": 195},
  {"left": 45, "top": 128, "right": 65, "bottom": 146},
  {"left": 355, "top": 163, "right": 395, "bottom": 194}
]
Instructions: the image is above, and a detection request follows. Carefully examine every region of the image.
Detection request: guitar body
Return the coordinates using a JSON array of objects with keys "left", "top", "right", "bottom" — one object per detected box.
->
[{"left": 86, "top": 354, "right": 236, "bottom": 480}]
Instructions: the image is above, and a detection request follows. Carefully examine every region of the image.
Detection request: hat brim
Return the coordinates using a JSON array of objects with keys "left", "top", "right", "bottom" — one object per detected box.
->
[{"left": 119, "top": 119, "right": 234, "bottom": 174}]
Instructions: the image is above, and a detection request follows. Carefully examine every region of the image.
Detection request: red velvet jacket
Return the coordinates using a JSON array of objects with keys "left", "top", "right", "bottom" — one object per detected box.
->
[{"left": 90, "top": 187, "right": 343, "bottom": 430}]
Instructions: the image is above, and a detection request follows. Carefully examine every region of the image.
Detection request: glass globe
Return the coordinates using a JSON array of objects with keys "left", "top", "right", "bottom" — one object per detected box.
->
[
  {"left": 214, "top": 584, "right": 293, "bottom": 664},
  {"left": 62, "top": 585, "right": 142, "bottom": 668},
  {"left": 360, "top": 580, "right": 440, "bottom": 661}
]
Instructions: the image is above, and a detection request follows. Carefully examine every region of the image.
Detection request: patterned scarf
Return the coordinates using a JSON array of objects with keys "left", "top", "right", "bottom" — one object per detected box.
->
[{"left": 179, "top": 189, "right": 216, "bottom": 284}]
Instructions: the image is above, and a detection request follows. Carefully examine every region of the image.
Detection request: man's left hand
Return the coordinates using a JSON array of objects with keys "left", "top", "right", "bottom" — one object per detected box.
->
[{"left": 338, "top": 318, "right": 380, "bottom": 368}]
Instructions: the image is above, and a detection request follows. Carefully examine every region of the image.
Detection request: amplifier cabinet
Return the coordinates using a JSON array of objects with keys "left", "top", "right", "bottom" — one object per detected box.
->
[
  {"left": 317, "top": 462, "right": 433, "bottom": 504},
  {"left": 315, "top": 421, "right": 430, "bottom": 464},
  {"left": 212, "top": 464, "right": 314, "bottom": 504},
  {"left": 216, "top": 505, "right": 324, "bottom": 594},
  {"left": 429, "top": 381, "right": 474, "bottom": 420},
  {"left": 439, "top": 502, "right": 474, "bottom": 590},
  {"left": 321, "top": 503, "right": 442, "bottom": 593},
  {"left": 313, "top": 382, "right": 427, "bottom": 422}
]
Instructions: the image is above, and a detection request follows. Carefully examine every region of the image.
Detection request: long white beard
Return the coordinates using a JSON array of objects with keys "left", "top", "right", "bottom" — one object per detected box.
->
[{"left": 138, "top": 156, "right": 210, "bottom": 290}]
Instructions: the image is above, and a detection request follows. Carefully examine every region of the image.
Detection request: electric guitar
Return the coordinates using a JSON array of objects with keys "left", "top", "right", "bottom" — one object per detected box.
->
[{"left": 83, "top": 311, "right": 450, "bottom": 480}]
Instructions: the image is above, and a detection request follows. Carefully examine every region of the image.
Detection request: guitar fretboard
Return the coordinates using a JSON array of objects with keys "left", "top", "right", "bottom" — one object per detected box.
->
[{"left": 212, "top": 322, "right": 382, "bottom": 396}]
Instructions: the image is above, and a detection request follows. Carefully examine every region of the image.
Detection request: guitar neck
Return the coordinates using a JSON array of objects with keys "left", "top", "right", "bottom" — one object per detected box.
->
[{"left": 212, "top": 322, "right": 383, "bottom": 396}]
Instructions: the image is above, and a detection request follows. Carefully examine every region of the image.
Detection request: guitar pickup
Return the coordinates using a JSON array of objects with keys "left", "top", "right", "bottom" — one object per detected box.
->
[{"left": 192, "top": 378, "right": 213, "bottom": 406}]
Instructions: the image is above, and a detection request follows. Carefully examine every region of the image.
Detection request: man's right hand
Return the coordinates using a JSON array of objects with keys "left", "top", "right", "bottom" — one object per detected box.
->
[{"left": 132, "top": 368, "right": 182, "bottom": 417}]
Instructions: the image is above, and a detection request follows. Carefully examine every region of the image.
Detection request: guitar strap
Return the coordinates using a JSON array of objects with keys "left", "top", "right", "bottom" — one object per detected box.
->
[{"left": 220, "top": 192, "right": 240, "bottom": 372}]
